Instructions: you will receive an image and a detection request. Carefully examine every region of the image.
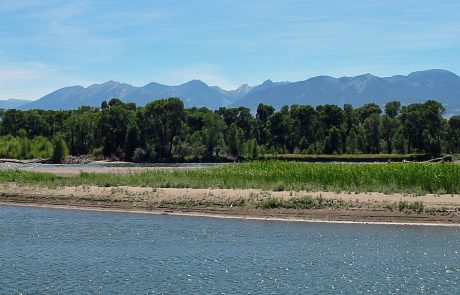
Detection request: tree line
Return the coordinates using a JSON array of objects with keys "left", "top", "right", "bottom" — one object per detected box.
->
[{"left": 0, "top": 98, "right": 459, "bottom": 162}]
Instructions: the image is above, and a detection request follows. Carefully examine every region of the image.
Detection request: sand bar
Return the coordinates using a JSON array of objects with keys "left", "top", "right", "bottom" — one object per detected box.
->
[{"left": 1, "top": 184, "right": 459, "bottom": 225}]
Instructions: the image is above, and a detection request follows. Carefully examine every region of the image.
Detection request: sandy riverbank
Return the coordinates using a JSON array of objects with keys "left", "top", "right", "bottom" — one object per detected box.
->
[
  {"left": 3, "top": 166, "right": 175, "bottom": 177},
  {"left": 0, "top": 162, "right": 223, "bottom": 177},
  {"left": 1, "top": 184, "right": 459, "bottom": 225}
]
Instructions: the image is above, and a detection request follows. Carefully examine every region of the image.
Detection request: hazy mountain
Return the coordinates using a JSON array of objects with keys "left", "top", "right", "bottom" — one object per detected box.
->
[
  {"left": 17, "top": 69, "right": 460, "bottom": 114},
  {"left": 21, "top": 80, "right": 231, "bottom": 110},
  {"left": 213, "top": 84, "right": 253, "bottom": 103},
  {"left": 232, "top": 70, "right": 460, "bottom": 115},
  {"left": 0, "top": 99, "right": 31, "bottom": 109},
  {"left": 21, "top": 81, "right": 139, "bottom": 110},
  {"left": 245, "top": 79, "right": 290, "bottom": 96}
]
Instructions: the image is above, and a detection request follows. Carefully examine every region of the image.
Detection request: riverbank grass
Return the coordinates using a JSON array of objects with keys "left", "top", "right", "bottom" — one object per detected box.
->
[{"left": 1, "top": 161, "right": 460, "bottom": 194}]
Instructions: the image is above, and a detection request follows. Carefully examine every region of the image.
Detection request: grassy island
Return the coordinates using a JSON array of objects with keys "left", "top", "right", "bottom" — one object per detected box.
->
[
  {"left": 2, "top": 161, "right": 459, "bottom": 194},
  {"left": 1, "top": 161, "right": 459, "bottom": 225}
]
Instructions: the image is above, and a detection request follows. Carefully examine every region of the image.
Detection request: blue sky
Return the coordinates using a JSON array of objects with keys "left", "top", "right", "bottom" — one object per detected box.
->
[{"left": 1, "top": 0, "right": 460, "bottom": 100}]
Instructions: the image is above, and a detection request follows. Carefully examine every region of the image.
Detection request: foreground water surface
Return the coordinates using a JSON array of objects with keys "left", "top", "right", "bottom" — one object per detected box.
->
[{"left": 1, "top": 205, "right": 459, "bottom": 294}]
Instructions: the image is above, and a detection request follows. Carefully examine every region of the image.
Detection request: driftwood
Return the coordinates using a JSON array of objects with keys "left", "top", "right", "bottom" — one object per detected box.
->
[
  {"left": 0, "top": 159, "right": 48, "bottom": 164},
  {"left": 0, "top": 159, "right": 27, "bottom": 164},
  {"left": 425, "top": 156, "right": 453, "bottom": 163}
]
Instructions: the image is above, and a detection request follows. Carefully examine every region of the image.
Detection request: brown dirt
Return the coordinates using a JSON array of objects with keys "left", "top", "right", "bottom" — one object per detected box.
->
[{"left": 1, "top": 184, "right": 459, "bottom": 225}]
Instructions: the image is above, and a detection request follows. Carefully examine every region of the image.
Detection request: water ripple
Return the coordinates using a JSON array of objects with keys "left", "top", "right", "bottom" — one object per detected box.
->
[{"left": 1, "top": 205, "right": 459, "bottom": 294}]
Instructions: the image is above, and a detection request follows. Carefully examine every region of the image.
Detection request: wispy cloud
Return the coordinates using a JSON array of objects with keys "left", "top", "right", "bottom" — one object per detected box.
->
[
  {"left": 0, "top": 61, "right": 92, "bottom": 99},
  {"left": 0, "top": 62, "right": 49, "bottom": 82},
  {"left": 1, "top": 1, "right": 124, "bottom": 61},
  {"left": 1, "top": 0, "right": 459, "bottom": 98}
]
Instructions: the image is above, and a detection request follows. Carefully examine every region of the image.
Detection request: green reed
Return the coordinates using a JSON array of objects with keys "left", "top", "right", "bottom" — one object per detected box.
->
[{"left": 1, "top": 161, "right": 459, "bottom": 194}]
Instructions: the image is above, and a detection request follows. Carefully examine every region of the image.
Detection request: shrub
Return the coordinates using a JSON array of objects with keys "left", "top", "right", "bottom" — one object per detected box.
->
[
  {"left": 132, "top": 148, "right": 147, "bottom": 163},
  {"left": 51, "top": 136, "right": 68, "bottom": 163},
  {"left": 0, "top": 135, "right": 53, "bottom": 159},
  {"left": 92, "top": 147, "right": 104, "bottom": 160},
  {"left": 399, "top": 200, "right": 424, "bottom": 214}
]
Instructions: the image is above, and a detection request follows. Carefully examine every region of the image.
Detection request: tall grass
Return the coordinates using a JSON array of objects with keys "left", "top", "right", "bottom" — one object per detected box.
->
[
  {"left": 0, "top": 170, "right": 57, "bottom": 183},
  {"left": 1, "top": 161, "right": 460, "bottom": 194},
  {"left": 262, "top": 153, "right": 429, "bottom": 162}
]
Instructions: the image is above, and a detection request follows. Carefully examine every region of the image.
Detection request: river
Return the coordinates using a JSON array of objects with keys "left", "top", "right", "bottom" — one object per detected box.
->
[{"left": 1, "top": 205, "right": 459, "bottom": 294}]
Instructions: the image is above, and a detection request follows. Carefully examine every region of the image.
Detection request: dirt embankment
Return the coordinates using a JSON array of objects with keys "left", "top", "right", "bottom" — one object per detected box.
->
[{"left": 1, "top": 184, "right": 459, "bottom": 225}]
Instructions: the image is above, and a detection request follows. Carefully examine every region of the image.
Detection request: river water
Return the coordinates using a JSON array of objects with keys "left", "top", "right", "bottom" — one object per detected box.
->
[{"left": 1, "top": 205, "right": 459, "bottom": 294}]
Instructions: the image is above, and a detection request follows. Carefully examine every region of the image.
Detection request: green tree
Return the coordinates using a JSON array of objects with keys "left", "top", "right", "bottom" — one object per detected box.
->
[
  {"left": 381, "top": 101, "right": 401, "bottom": 154},
  {"left": 217, "top": 107, "right": 254, "bottom": 140},
  {"left": 243, "top": 138, "right": 258, "bottom": 159},
  {"left": 346, "top": 129, "right": 358, "bottom": 154},
  {"left": 400, "top": 100, "right": 446, "bottom": 155},
  {"left": 356, "top": 103, "right": 382, "bottom": 122},
  {"left": 255, "top": 103, "right": 275, "bottom": 146},
  {"left": 227, "top": 123, "right": 244, "bottom": 157},
  {"left": 384, "top": 101, "right": 401, "bottom": 118},
  {"left": 201, "top": 112, "right": 226, "bottom": 159},
  {"left": 98, "top": 99, "right": 131, "bottom": 158},
  {"left": 1, "top": 110, "right": 26, "bottom": 136},
  {"left": 267, "top": 111, "right": 288, "bottom": 152},
  {"left": 423, "top": 100, "right": 445, "bottom": 156},
  {"left": 190, "top": 131, "right": 205, "bottom": 159},
  {"left": 51, "top": 135, "right": 68, "bottom": 163},
  {"left": 124, "top": 122, "right": 139, "bottom": 161},
  {"left": 325, "top": 126, "right": 342, "bottom": 154},
  {"left": 393, "top": 131, "right": 406, "bottom": 154},
  {"left": 364, "top": 113, "right": 381, "bottom": 154},
  {"left": 447, "top": 116, "right": 460, "bottom": 153},
  {"left": 143, "top": 98, "right": 185, "bottom": 160},
  {"left": 290, "top": 105, "right": 317, "bottom": 151},
  {"left": 343, "top": 103, "right": 356, "bottom": 135},
  {"left": 65, "top": 108, "right": 99, "bottom": 155}
]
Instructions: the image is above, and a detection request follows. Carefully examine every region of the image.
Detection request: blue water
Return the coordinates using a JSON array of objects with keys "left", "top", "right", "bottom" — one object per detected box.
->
[{"left": 1, "top": 205, "right": 459, "bottom": 294}]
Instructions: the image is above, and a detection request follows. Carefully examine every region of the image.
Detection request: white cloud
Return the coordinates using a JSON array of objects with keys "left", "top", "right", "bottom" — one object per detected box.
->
[
  {"left": 1, "top": 1, "right": 124, "bottom": 60},
  {"left": 0, "top": 62, "right": 92, "bottom": 100},
  {"left": 0, "top": 62, "right": 49, "bottom": 82}
]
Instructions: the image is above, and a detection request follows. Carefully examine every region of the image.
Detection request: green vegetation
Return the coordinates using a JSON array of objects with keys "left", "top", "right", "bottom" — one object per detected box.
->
[
  {"left": 51, "top": 136, "right": 69, "bottom": 163},
  {"left": 0, "top": 135, "right": 53, "bottom": 159},
  {"left": 383, "top": 200, "right": 425, "bottom": 214},
  {"left": 1, "top": 98, "right": 458, "bottom": 162},
  {"left": 157, "top": 195, "right": 353, "bottom": 210},
  {"left": 398, "top": 200, "right": 425, "bottom": 214},
  {"left": 1, "top": 161, "right": 459, "bottom": 194},
  {"left": 0, "top": 170, "right": 56, "bottom": 183},
  {"left": 261, "top": 153, "right": 429, "bottom": 162},
  {"left": 256, "top": 196, "right": 352, "bottom": 210},
  {"left": 158, "top": 198, "right": 247, "bottom": 208}
]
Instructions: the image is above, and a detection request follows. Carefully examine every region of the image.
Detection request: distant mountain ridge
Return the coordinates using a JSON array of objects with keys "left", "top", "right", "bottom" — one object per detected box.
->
[
  {"left": 0, "top": 99, "right": 32, "bottom": 109},
  {"left": 233, "top": 70, "right": 460, "bottom": 112},
  {"left": 20, "top": 80, "right": 236, "bottom": 110},
  {"left": 13, "top": 69, "right": 460, "bottom": 115}
]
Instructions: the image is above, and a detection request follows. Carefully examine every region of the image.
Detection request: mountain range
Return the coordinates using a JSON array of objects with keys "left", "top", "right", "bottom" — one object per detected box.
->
[
  {"left": 0, "top": 99, "right": 33, "bottom": 109},
  {"left": 3, "top": 69, "right": 459, "bottom": 115}
]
